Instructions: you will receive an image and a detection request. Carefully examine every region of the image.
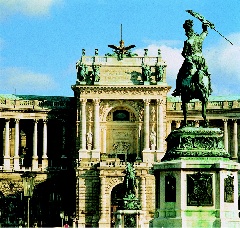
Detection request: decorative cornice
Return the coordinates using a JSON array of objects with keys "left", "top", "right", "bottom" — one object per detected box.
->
[{"left": 74, "top": 85, "right": 170, "bottom": 96}]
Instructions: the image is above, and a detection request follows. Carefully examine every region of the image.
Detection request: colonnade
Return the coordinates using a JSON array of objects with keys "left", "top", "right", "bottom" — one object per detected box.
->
[
  {"left": 79, "top": 98, "right": 166, "bottom": 161},
  {"left": 2, "top": 118, "right": 48, "bottom": 170}
]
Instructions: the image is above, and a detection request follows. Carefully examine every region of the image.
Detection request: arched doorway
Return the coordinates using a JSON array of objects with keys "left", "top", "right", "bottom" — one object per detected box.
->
[{"left": 110, "top": 183, "right": 125, "bottom": 227}]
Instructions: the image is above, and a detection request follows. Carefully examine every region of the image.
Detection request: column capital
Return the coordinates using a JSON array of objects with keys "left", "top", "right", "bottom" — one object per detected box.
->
[
  {"left": 143, "top": 99, "right": 151, "bottom": 105},
  {"left": 43, "top": 119, "right": 48, "bottom": 124},
  {"left": 232, "top": 119, "right": 238, "bottom": 123},
  {"left": 33, "top": 119, "right": 38, "bottom": 123},
  {"left": 93, "top": 98, "right": 100, "bottom": 105},
  {"left": 14, "top": 119, "right": 20, "bottom": 123},
  {"left": 157, "top": 99, "right": 165, "bottom": 106},
  {"left": 80, "top": 98, "right": 87, "bottom": 104},
  {"left": 222, "top": 119, "right": 228, "bottom": 123},
  {"left": 5, "top": 118, "right": 10, "bottom": 122}
]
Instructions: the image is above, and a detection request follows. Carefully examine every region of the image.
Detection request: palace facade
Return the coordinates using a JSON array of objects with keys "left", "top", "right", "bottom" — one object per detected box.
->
[{"left": 0, "top": 45, "right": 239, "bottom": 227}]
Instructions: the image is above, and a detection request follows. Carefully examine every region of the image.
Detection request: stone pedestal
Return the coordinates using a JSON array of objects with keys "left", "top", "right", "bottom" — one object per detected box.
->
[
  {"left": 115, "top": 210, "right": 143, "bottom": 228},
  {"left": 91, "top": 149, "right": 100, "bottom": 160},
  {"left": 142, "top": 150, "right": 154, "bottom": 163},
  {"left": 32, "top": 157, "right": 38, "bottom": 170},
  {"left": 42, "top": 157, "right": 48, "bottom": 169},
  {"left": 151, "top": 127, "right": 240, "bottom": 228}
]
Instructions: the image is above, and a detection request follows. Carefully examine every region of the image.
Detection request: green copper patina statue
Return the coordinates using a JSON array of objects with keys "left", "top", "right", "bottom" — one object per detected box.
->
[
  {"left": 123, "top": 162, "right": 137, "bottom": 196},
  {"left": 106, "top": 24, "right": 137, "bottom": 60},
  {"left": 172, "top": 18, "right": 212, "bottom": 127},
  {"left": 172, "top": 10, "right": 233, "bottom": 127},
  {"left": 122, "top": 163, "right": 141, "bottom": 211}
]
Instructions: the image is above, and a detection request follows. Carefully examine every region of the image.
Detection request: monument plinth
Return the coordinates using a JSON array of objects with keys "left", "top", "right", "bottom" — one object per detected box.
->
[{"left": 151, "top": 126, "right": 240, "bottom": 228}]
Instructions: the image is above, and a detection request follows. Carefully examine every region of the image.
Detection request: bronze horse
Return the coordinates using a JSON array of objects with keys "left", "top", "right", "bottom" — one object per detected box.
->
[
  {"left": 180, "top": 67, "right": 211, "bottom": 127},
  {"left": 172, "top": 19, "right": 212, "bottom": 127}
]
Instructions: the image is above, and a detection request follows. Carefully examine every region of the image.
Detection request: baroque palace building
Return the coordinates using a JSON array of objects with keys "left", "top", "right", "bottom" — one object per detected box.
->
[{"left": 0, "top": 42, "right": 239, "bottom": 227}]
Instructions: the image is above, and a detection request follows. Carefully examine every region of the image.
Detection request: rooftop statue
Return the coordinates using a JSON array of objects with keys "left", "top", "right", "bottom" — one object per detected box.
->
[
  {"left": 76, "top": 61, "right": 88, "bottom": 82},
  {"left": 106, "top": 24, "right": 137, "bottom": 60},
  {"left": 172, "top": 10, "right": 233, "bottom": 127},
  {"left": 107, "top": 39, "right": 137, "bottom": 60},
  {"left": 141, "top": 63, "right": 152, "bottom": 82}
]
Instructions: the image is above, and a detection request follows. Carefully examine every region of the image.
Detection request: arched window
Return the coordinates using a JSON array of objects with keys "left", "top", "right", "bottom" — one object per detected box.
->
[{"left": 113, "top": 110, "right": 130, "bottom": 121}]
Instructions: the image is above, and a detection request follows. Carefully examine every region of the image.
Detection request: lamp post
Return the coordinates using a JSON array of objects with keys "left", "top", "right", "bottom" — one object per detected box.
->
[
  {"left": 60, "top": 211, "right": 64, "bottom": 228},
  {"left": 21, "top": 172, "right": 36, "bottom": 228}
]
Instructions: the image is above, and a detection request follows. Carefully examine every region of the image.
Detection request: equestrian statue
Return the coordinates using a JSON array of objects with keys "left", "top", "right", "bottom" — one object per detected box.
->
[{"left": 172, "top": 10, "right": 233, "bottom": 127}]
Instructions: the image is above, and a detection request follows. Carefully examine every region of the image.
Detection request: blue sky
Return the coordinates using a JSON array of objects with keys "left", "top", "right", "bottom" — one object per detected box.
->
[{"left": 0, "top": 0, "right": 239, "bottom": 97}]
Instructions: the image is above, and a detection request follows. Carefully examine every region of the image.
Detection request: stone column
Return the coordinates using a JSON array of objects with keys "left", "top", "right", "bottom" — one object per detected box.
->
[
  {"left": 42, "top": 119, "right": 48, "bottom": 169},
  {"left": 78, "top": 99, "right": 88, "bottom": 159},
  {"left": 156, "top": 99, "right": 165, "bottom": 161},
  {"left": 167, "top": 120, "right": 172, "bottom": 136},
  {"left": 80, "top": 98, "right": 87, "bottom": 152},
  {"left": 99, "top": 176, "right": 107, "bottom": 228},
  {"left": 102, "top": 126, "right": 107, "bottom": 154},
  {"left": 32, "top": 119, "right": 38, "bottom": 170},
  {"left": 4, "top": 119, "right": 11, "bottom": 170},
  {"left": 136, "top": 122, "right": 142, "bottom": 160},
  {"left": 223, "top": 119, "right": 228, "bottom": 153},
  {"left": 232, "top": 119, "right": 238, "bottom": 160},
  {"left": 143, "top": 99, "right": 151, "bottom": 151},
  {"left": 14, "top": 119, "right": 20, "bottom": 170},
  {"left": 93, "top": 99, "right": 101, "bottom": 157}
]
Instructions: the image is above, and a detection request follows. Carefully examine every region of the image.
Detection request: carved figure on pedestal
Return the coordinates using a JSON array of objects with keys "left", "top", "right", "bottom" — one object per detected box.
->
[
  {"left": 76, "top": 61, "right": 88, "bottom": 82},
  {"left": 92, "top": 63, "right": 101, "bottom": 82},
  {"left": 141, "top": 63, "right": 151, "bottom": 82},
  {"left": 87, "top": 132, "right": 93, "bottom": 150},
  {"left": 150, "top": 130, "right": 156, "bottom": 150},
  {"left": 155, "top": 64, "right": 165, "bottom": 82}
]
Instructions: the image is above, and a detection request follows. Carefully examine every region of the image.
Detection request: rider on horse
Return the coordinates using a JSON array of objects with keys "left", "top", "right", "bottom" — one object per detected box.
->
[{"left": 172, "top": 19, "right": 212, "bottom": 98}]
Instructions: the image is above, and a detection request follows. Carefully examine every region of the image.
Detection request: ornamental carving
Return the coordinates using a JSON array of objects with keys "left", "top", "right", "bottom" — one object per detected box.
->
[
  {"left": 224, "top": 175, "right": 234, "bottom": 203},
  {"left": 113, "top": 141, "right": 130, "bottom": 153},
  {"left": 151, "top": 106, "right": 156, "bottom": 122},
  {"left": 163, "top": 127, "right": 230, "bottom": 161},
  {"left": 78, "top": 86, "right": 168, "bottom": 96},
  {"left": 187, "top": 172, "right": 213, "bottom": 206},
  {"left": 0, "top": 180, "right": 23, "bottom": 196},
  {"left": 87, "top": 106, "right": 93, "bottom": 121}
]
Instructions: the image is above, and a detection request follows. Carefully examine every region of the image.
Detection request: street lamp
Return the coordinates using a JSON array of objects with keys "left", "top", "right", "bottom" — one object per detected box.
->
[
  {"left": 60, "top": 211, "right": 64, "bottom": 228},
  {"left": 21, "top": 172, "right": 36, "bottom": 228}
]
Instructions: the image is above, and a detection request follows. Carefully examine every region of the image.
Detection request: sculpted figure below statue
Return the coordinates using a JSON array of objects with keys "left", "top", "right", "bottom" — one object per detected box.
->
[
  {"left": 123, "top": 162, "right": 137, "bottom": 196},
  {"left": 76, "top": 61, "right": 88, "bottom": 82},
  {"left": 172, "top": 19, "right": 213, "bottom": 126}
]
